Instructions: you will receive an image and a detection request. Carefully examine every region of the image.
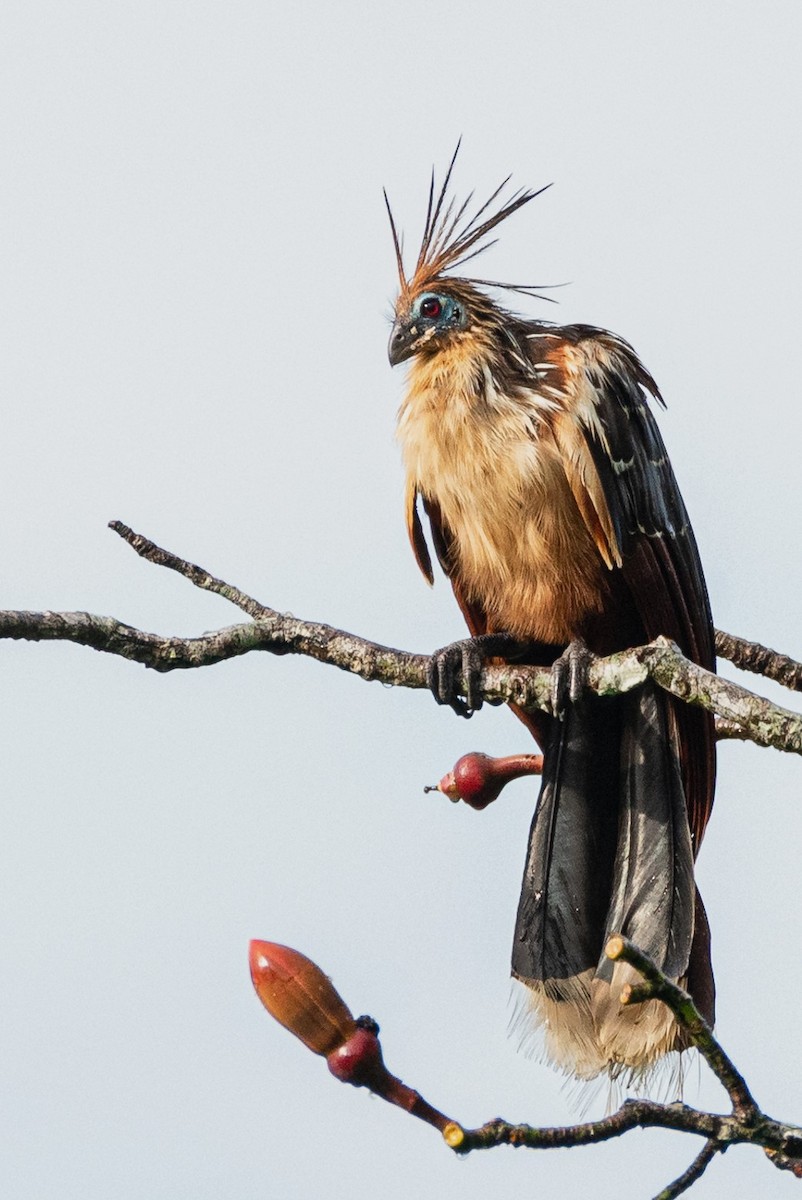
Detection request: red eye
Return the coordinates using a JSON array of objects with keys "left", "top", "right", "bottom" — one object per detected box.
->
[{"left": 420, "top": 297, "right": 442, "bottom": 319}]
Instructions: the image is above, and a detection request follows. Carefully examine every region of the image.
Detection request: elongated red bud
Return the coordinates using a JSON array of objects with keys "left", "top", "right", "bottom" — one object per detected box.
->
[
  {"left": 426, "top": 752, "right": 543, "bottom": 810},
  {"left": 249, "top": 943, "right": 452, "bottom": 1132},
  {"left": 249, "top": 940, "right": 356, "bottom": 1056}
]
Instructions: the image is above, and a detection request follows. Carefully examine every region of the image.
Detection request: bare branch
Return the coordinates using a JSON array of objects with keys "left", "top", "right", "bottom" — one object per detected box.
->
[
  {"left": 6, "top": 523, "right": 802, "bottom": 1194},
  {"left": 609, "top": 936, "right": 757, "bottom": 1117},
  {"left": 109, "top": 520, "right": 267, "bottom": 619},
  {"left": 254, "top": 937, "right": 802, "bottom": 1195},
  {"left": 0, "top": 524, "right": 797, "bottom": 762},
  {"left": 716, "top": 628, "right": 802, "bottom": 693},
  {"left": 443, "top": 939, "right": 802, "bottom": 1188},
  {"left": 653, "top": 1141, "right": 720, "bottom": 1200},
  {"left": 765, "top": 1146, "right": 802, "bottom": 1179}
]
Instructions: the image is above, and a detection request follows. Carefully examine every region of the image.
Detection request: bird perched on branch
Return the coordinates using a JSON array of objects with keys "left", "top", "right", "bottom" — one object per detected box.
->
[{"left": 385, "top": 148, "right": 716, "bottom": 1082}]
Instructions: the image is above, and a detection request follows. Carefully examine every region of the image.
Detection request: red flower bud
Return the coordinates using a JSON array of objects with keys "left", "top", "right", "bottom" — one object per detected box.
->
[
  {"left": 249, "top": 941, "right": 356, "bottom": 1056},
  {"left": 250, "top": 945, "right": 452, "bottom": 1132},
  {"left": 431, "top": 752, "right": 543, "bottom": 810}
]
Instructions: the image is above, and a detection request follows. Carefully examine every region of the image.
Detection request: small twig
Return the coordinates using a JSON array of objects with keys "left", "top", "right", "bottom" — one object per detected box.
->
[
  {"left": 716, "top": 629, "right": 802, "bottom": 693},
  {"left": 110, "top": 520, "right": 267, "bottom": 619},
  {"left": 449, "top": 1098, "right": 802, "bottom": 1158},
  {"left": 652, "top": 1140, "right": 721, "bottom": 1200},
  {"left": 609, "top": 937, "right": 758, "bottom": 1117},
  {"left": 765, "top": 1146, "right": 802, "bottom": 1178},
  {"left": 443, "top": 937, "right": 802, "bottom": 1195}
]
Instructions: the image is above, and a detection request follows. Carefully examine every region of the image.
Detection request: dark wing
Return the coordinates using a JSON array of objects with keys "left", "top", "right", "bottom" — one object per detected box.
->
[{"left": 538, "top": 325, "right": 716, "bottom": 850}]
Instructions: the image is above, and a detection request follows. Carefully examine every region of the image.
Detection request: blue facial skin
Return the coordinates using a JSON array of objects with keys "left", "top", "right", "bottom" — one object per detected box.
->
[
  {"left": 388, "top": 291, "right": 469, "bottom": 365},
  {"left": 412, "top": 291, "right": 465, "bottom": 328}
]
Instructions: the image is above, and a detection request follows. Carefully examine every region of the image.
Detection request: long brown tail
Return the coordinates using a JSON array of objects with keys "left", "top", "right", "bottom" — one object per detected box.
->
[{"left": 511, "top": 682, "right": 713, "bottom": 1080}]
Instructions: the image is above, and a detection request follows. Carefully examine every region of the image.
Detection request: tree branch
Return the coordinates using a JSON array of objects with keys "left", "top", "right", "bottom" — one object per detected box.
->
[
  {"left": 609, "top": 936, "right": 757, "bottom": 1117},
  {"left": 0, "top": 522, "right": 798, "bottom": 759},
  {"left": 653, "top": 1140, "right": 720, "bottom": 1200},
  {"left": 442, "top": 938, "right": 802, "bottom": 1190},
  {"left": 251, "top": 936, "right": 802, "bottom": 1198},
  {"left": 109, "top": 520, "right": 267, "bottom": 619},
  {"left": 7, "top": 522, "right": 802, "bottom": 1195},
  {"left": 715, "top": 628, "right": 802, "bottom": 692}
]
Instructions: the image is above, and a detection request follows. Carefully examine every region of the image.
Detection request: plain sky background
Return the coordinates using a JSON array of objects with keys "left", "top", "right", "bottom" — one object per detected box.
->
[{"left": 1, "top": 3, "right": 801, "bottom": 1198}]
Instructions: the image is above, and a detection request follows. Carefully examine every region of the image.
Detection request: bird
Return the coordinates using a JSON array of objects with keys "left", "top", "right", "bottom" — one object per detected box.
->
[{"left": 385, "top": 147, "right": 716, "bottom": 1083}]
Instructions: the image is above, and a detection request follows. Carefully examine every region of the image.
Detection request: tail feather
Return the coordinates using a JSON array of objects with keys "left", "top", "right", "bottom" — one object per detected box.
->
[
  {"left": 599, "top": 685, "right": 694, "bottom": 982},
  {"left": 511, "top": 682, "right": 708, "bottom": 1080},
  {"left": 512, "top": 694, "right": 620, "bottom": 987}
]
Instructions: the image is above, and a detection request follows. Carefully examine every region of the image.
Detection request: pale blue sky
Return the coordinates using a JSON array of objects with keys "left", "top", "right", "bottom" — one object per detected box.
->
[{"left": 1, "top": 3, "right": 801, "bottom": 1197}]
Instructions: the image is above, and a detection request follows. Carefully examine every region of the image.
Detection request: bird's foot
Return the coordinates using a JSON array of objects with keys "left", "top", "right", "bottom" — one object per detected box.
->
[
  {"left": 428, "top": 633, "right": 521, "bottom": 718},
  {"left": 550, "top": 639, "right": 594, "bottom": 716}
]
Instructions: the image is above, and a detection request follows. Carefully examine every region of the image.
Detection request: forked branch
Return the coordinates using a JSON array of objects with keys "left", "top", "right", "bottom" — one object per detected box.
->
[
  {"left": 249, "top": 935, "right": 802, "bottom": 1200},
  {"left": 0, "top": 521, "right": 799, "bottom": 755},
  {"left": 3, "top": 522, "right": 801, "bottom": 1197}
]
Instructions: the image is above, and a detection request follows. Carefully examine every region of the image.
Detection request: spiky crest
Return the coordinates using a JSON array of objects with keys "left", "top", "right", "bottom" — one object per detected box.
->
[{"left": 384, "top": 143, "right": 554, "bottom": 306}]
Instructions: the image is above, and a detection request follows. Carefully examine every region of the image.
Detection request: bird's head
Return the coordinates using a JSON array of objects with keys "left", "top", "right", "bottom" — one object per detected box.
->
[
  {"left": 388, "top": 283, "right": 481, "bottom": 366},
  {"left": 385, "top": 144, "right": 552, "bottom": 369}
]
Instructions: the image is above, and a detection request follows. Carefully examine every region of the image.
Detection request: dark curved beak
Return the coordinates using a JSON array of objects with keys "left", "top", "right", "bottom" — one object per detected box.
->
[{"left": 388, "top": 320, "right": 418, "bottom": 366}]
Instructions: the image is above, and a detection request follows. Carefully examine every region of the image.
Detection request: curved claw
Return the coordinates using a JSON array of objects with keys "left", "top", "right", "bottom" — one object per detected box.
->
[
  {"left": 427, "top": 632, "right": 524, "bottom": 718},
  {"left": 427, "top": 638, "right": 483, "bottom": 717},
  {"left": 550, "top": 638, "right": 594, "bottom": 716}
]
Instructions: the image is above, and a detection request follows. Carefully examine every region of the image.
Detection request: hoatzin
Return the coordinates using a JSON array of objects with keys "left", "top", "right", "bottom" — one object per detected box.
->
[{"left": 385, "top": 150, "right": 716, "bottom": 1082}]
